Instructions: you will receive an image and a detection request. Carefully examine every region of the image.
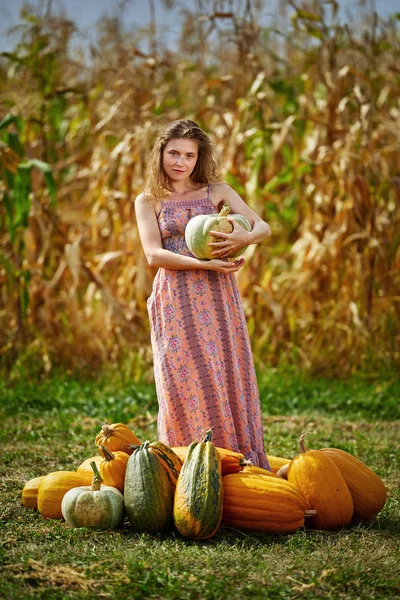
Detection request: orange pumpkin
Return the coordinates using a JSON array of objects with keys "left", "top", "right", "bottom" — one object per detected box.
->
[
  {"left": 98, "top": 445, "right": 129, "bottom": 492},
  {"left": 95, "top": 422, "right": 141, "bottom": 455},
  {"left": 77, "top": 455, "right": 102, "bottom": 473},
  {"left": 38, "top": 471, "right": 93, "bottom": 519},
  {"left": 319, "top": 447, "right": 387, "bottom": 521},
  {"left": 171, "top": 445, "right": 251, "bottom": 476},
  {"left": 22, "top": 475, "right": 46, "bottom": 509},
  {"left": 222, "top": 471, "right": 314, "bottom": 533},
  {"left": 240, "top": 465, "right": 281, "bottom": 478},
  {"left": 267, "top": 455, "right": 291, "bottom": 473},
  {"left": 286, "top": 434, "right": 354, "bottom": 530}
]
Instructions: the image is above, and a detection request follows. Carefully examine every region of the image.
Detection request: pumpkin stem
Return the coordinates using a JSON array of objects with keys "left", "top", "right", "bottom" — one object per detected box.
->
[
  {"left": 305, "top": 509, "right": 317, "bottom": 517},
  {"left": 239, "top": 458, "right": 253, "bottom": 467},
  {"left": 219, "top": 203, "right": 231, "bottom": 217},
  {"left": 90, "top": 461, "right": 103, "bottom": 491},
  {"left": 203, "top": 429, "right": 213, "bottom": 442},
  {"left": 299, "top": 433, "right": 307, "bottom": 454},
  {"left": 99, "top": 445, "right": 115, "bottom": 462},
  {"left": 142, "top": 441, "right": 150, "bottom": 450},
  {"left": 101, "top": 423, "right": 114, "bottom": 438},
  {"left": 125, "top": 444, "right": 140, "bottom": 452}
]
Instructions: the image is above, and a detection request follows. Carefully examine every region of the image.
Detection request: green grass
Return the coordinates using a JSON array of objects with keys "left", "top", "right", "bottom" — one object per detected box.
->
[{"left": 1, "top": 368, "right": 399, "bottom": 599}]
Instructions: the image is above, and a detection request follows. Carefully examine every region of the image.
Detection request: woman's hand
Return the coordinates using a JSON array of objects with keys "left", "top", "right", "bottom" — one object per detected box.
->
[
  {"left": 204, "top": 257, "right": 246, "bottom": 273},
  {"left": 208, "top": 217, "right": 251, "bottom": 259}
]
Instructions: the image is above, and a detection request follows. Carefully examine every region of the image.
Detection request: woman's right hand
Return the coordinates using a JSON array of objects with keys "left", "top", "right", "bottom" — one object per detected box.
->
[{"left": 204, "top": 257, "right": 246, "bottom": 273}]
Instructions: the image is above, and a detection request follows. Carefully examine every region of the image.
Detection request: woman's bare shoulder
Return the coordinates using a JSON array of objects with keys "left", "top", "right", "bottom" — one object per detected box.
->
[
  {"left": 210, "top": 182, "right": 235, "bottom": 198},
  {"left": 135, "top": 191, "right": 156, "bottom": 207},
  {"left": 135, "top": 191, "right": 146, "bottom": 204}
]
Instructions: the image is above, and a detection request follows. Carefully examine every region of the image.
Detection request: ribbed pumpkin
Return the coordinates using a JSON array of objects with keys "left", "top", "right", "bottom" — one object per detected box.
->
[
  {"left": 171, "top": 445, "right": 251, "bottom": 476},
  {"left": 61, "top": 462, "right": 124, "bottom": 529},
  {"left": 320, "top": 447, "right": 387, "bottom": 521},
  {"left": 222, "top": 472, "right": 314, "bottom": 533},
  {"left": 185, "top": 203, "right": 252, "bottom": 260},
  {"left": 173, "top": 431, "right": 223, "bottom": 540},
  {"left": 95, "top": 422, "right": 141, "bottom": 455},
  {"left": 38, "top": 471, "right": 93, "bottom": 519},
  {"left": 98, "top": 445, "right": 129, "bottom": 492},
  {"left": 148, "top": 441, "right": 182, "bottom": 487},
  {"left": 124, "top": 441, "right": 174, "bottom": 533},
  {"left": 22, "top": 475, "right": 45, "bottom": 509},
  {"left": 286, "top": 435, "right": 354, "bottom": 530},
  {"left": 77, "top": 455, "right": 102, "bottom": 473},
  {"left": 267, "top": 455, "right": 291, "bottom": 473}
]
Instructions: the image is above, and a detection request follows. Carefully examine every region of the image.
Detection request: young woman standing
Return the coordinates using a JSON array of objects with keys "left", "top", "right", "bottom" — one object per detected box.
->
[{"left": 135, "top": 119, "right": 271, "bottom": 468}]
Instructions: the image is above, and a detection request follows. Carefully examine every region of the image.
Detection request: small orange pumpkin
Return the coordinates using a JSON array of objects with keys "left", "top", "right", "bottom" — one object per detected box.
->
[
  {"left": 98, "top": 445, "right": 129, "bottom": 492},
  {"left": 95, "top": 422, "right": 141, "bottom": 455}
]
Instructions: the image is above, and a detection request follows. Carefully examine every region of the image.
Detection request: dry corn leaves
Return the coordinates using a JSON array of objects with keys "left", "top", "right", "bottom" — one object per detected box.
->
[{"left": 0, "top": 3, "right": 399, "bottom": 375}]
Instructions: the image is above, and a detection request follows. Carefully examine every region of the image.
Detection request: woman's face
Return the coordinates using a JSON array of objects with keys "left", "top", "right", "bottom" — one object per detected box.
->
[{"left": 162, "top": 138, "right": 199, "bottom": 183}]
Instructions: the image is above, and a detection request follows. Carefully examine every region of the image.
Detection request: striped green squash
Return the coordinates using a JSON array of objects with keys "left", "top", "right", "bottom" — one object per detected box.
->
[
  {"left": 173, "top": 430, "right": 223, "bottom": 540},
  {"left": 148, "top": 441, "right": 183, "bottom": 488},
  {"left": 185, "top": 203, "right": 252, "bottom": 260},
  {"left": 124, "top": 441, "right": 174, "bottom": 532}
]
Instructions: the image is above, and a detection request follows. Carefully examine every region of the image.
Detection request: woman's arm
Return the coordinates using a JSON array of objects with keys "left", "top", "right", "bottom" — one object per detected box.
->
[
  {"left": 135, "top": 193, "right": 245, "bottom": 273},
  {"left": 209, "top": 184, "right": 271, "bottom": 259}
]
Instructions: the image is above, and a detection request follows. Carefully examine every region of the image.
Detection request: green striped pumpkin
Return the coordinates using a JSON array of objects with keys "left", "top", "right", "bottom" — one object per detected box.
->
[
  {"left": 173, "top": 430, "right": 223, "bottom": 540},
  {"left": 124, "top": 441, "right": 174, "bottom": 532},
  {"left": 148, "top": 441, "right": 183, "bottom": 488},
  {"left": 185, "top": 203, "right": 252, "bottom": 260}
]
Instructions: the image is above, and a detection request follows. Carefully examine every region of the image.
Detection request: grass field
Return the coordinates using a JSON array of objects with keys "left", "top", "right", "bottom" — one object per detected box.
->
[{"left": 1, "top": 369, "right": 399, "bottom": 599}]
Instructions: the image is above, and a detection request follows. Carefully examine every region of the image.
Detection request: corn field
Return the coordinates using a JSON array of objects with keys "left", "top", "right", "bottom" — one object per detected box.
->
[{"left": 0, "top": 0, "right": 399, "bottom": 380}]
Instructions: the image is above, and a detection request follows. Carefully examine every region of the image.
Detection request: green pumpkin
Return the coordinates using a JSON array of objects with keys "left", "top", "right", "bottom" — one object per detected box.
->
[
  {"left": 185, "top": 203, "right": 252, "bottom": 260},
  {"left": 61, "top": 462, "right": 124, "bottom": 529},
  {"left": 173, "top": 430, "right": 223, "bottom": 540},
  {"left": 124, "top": 441, "right": 174, "bottom": 533}
]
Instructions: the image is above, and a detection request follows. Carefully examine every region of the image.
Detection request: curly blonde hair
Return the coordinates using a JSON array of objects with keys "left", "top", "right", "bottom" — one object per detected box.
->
[{"left": 145, "top": 120, "right": 220, "bottom": 203}]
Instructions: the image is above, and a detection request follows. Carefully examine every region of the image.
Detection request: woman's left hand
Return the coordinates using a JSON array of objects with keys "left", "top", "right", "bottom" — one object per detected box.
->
[{"left": 209, "top": 217, "right": 251, "bottom": 258}]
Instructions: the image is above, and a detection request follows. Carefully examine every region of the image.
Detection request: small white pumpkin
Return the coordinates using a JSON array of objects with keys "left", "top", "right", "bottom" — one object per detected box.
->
[
  {"left": 61, "top": 462, "right": 124, "bottom": 529},
  {"left": 185, "top": 203, "right": 252, "bottom": 260}
]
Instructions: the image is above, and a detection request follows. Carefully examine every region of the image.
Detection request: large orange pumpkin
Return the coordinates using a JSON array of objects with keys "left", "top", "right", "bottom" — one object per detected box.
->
[
  {"left": 319, "top": 447, "right": 387, "bottom": 521},
  {"left": 222, "top": 471, "right": 314, "bottom": 533},
  {"left": 286, "top": 435, "right": 354, "bottom": 530},
  {"left": 38, "top": 471, "right": 93, "bottom": 519},
  {"left": 22, "top": 475, "right": 46, "bottom": 509}
]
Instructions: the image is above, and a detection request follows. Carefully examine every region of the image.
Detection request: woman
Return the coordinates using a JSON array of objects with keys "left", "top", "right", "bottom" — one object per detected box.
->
[{"left": 135, "top": 119, "right": 271, "bottom": 468}]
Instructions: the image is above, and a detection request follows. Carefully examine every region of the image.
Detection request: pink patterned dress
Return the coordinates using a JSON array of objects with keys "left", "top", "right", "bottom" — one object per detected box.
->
[{"left": 147, "top": 185, "right": 270, "bottom": 468}]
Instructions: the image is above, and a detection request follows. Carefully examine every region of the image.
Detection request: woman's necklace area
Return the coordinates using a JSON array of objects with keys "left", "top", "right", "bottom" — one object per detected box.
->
[
  {"left": 167, "top": 184, "right": 208, "bottom": 201},
  {"left": 170, "top": 185, "right": 206, "bottom": 198}
]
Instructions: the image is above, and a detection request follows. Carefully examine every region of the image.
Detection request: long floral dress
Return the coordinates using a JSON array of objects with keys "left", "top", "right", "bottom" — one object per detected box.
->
[{"left": 147, "top": 185, "right": 270, "bottom": 468}]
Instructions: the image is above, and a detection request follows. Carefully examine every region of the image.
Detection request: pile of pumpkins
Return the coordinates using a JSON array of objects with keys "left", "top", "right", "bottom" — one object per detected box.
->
[{"left": 21, "top": 423, "right": 387, "bottom": 539}]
